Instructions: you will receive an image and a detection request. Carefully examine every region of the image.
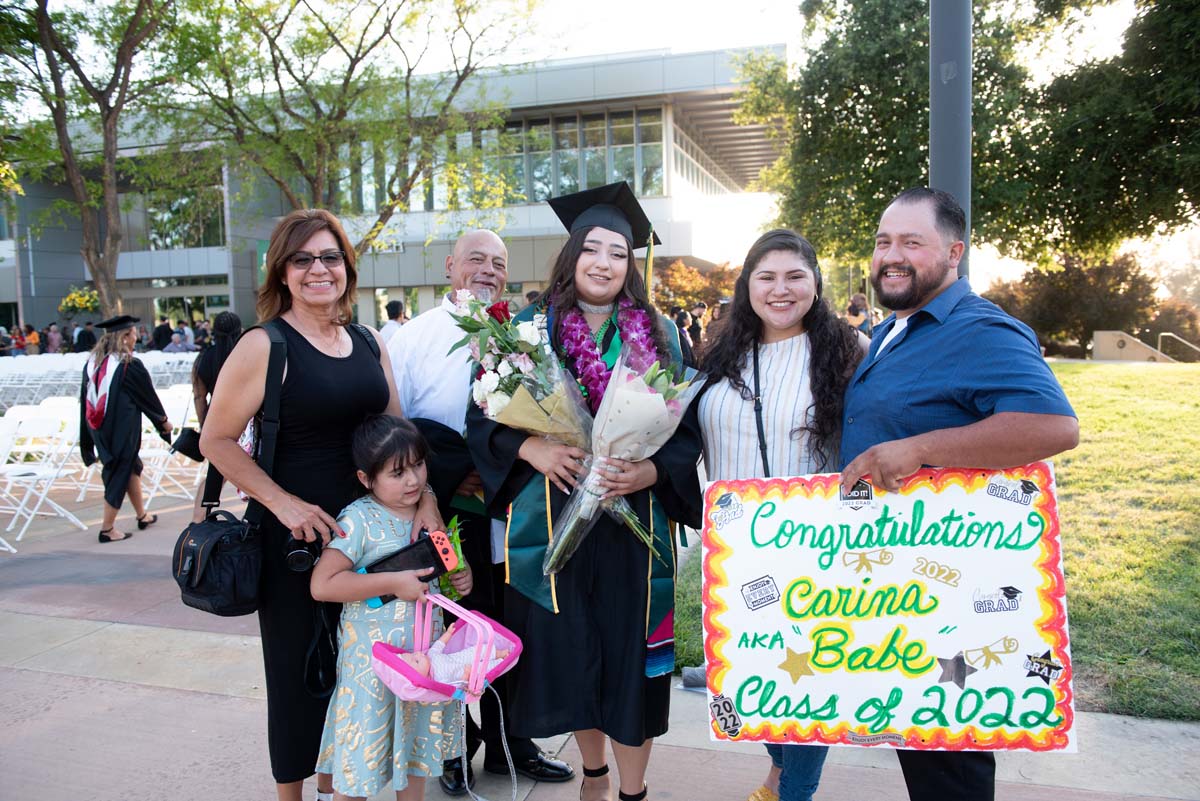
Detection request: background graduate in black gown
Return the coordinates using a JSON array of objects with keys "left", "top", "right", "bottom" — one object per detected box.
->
[
  {"left": 78, "top": 314, "right": 173, "bottom": 543},
  {"left": 467, "top": 183, "right": 702, "bottom": 801}
]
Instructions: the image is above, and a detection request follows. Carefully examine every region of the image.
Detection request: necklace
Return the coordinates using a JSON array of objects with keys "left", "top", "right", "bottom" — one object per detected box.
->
[
  {"left": 577, "top": 300, "right": 615, "bottom": 315},
  {"left": 287, "top": 314, "right": 345, "bottom": 357}
]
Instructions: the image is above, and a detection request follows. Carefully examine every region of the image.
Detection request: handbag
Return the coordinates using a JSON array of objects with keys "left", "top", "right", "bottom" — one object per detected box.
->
[
  {"left": 172, "top": 322, "right": 286, "bottom": 616},
  {"left": 170, "top": 426, "right": 204, "bottom": 462}
]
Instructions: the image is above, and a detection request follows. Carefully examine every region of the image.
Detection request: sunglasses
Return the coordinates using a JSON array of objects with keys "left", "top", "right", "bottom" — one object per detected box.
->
[{"left": 288, "top": 251, "right": 346, "bottom": 269}]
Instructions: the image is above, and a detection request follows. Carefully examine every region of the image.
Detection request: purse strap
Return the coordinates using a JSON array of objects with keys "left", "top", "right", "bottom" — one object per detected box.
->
[
  {"left": 752, "top": 343, "right": 771, "bottom": 477},
  {"left": 200, "top": 320, "right": 287, "bottom": 526}
]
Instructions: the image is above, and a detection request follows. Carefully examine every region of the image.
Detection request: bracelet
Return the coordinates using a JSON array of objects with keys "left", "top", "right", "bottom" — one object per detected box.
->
[{"left": 423, "top": 483, "right": 436, "bottom": 496}]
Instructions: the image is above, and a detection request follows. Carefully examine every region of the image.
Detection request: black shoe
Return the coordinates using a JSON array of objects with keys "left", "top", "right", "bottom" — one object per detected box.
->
[
  {"left": 484, "top": 751, "right": 575, "bottom": 782},
  {"left": 439, "top": 757, "right": 475, "bottom": 797}
]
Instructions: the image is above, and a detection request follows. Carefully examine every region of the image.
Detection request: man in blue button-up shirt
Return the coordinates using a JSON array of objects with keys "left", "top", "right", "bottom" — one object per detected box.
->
[{"left": 838, "top": 188, "right": 1078, "bottom": 800}]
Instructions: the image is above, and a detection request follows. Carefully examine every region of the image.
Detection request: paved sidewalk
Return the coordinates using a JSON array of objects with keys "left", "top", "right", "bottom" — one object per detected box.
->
[{"left": 1, "top": 489, "right": 1198, "bottom": 801}]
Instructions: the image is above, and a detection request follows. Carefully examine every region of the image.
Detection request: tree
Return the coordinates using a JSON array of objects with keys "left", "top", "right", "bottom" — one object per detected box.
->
[
  {"left": 1, "top": 0, "right": 178, "bottom": 315},
  {"left": 736, "top": 0, "right": 1046, "bottom": 265},
  {"left": 161, "top": 0, "right": 531, "bottom": 256},
  {"left": 1032, "top": 0, "right": 1200, "bottom": 255},
  {"left": 1138, "top": 298, "right": 1200, "bottom": 362},
  {"left": 655, "top": 259, "right": 709, "bottom": 312},
  {"left": 982, "top": 253, "right": 1159, "bottom": 348}
]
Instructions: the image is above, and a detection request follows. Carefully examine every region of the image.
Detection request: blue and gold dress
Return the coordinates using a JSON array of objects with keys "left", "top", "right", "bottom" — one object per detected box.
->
[{"left": 316, "top": 495, "right": 461, "bottom": 796}]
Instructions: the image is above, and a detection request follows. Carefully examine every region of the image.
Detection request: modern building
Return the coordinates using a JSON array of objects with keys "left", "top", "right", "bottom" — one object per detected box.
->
[{"left": 4, "top": 46, "right": 782, "bottom": 329}]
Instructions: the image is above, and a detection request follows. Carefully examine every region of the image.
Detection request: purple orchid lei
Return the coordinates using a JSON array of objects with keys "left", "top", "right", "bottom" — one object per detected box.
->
[{"left": 561, "top": 298, "right": 656, "bottom": 413}]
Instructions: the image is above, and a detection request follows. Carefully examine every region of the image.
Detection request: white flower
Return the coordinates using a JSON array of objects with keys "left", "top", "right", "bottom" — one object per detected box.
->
[
  {"left": 472, "top": 379, "right": 488, "bottom": 405},
  {"left": 481, "top": 353, "right": 497, "bottom": 371},
  {"left": 497, "top": 359, "right": 513, "bottom": 378},
  {"left": 454, "top": 289, "right": 474, "bottom": 310},
  {"left": 486, "top": 390, "right": 511, "bottom": 416},
  {"left": 479, "top": 370, "right": 501, "bottom": 394},
  {"left": 516, "top": 320, "right": 541, "bottom": 347}
]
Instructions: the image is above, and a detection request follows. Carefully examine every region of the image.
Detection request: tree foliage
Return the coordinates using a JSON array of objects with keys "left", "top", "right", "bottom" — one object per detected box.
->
[
  {"left": 1032, "top": 0, "right": 1200, "bottom": 256},
  {"left": 159, "top": 0, "right": 532, "bottom": 254},
  {"left": 982, "top": 253, "right": 1159, "bottom": 348},
  {"left": 738, "top": 0, "right": 1199, "bottom": 267},
  {"left": 0, "top": 0, "right": 180, "bottom": 315},
  {"left": 1138, "top": 297, "right": 1200, "bottom": 361},
  {"left": 737, "top": 0, "right": 1044, "bottom": 264},
  {"left": 654, "top": 259, "right": 739, "bottom": 314}
]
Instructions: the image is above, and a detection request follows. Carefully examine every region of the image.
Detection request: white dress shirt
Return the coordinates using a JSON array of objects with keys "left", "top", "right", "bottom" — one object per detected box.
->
[
  {"left": 389, "top": 294, "right": 506, "bottom": 562},
  {"left": 389, "top": 294, "right": 473, "bottom": 431}
]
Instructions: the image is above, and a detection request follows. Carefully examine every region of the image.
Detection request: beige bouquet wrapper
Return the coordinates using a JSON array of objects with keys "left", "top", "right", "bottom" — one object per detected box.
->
[{"left": 493, "top": 383, "right": 592, "bottom": 451}]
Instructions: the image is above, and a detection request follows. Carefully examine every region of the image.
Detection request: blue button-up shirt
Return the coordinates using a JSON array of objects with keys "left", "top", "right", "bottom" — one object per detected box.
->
[{"left": 839, "top": 278, "right": 1075, "bottom": 468}]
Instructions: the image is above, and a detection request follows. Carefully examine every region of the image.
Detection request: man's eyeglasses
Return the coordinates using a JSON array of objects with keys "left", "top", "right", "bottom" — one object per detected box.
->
[{"left": 288, "top": 251, "right": 346, "bottom": 269}]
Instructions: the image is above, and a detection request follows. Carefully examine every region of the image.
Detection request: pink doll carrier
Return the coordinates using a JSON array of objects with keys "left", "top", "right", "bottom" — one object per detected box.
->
[{"left": 371, "top": 591, "right": 522, "bottom": 704}]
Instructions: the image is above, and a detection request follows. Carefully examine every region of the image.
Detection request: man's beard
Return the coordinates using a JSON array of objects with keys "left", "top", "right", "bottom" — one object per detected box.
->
[{"left": 871, "top": 259, "right": 954, "bottom": 311}]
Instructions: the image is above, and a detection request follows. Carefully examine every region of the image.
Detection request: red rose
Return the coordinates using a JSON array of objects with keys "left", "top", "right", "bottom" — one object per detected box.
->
[{"left": 486, "top": 301, "right": 512, "bottom": 323}]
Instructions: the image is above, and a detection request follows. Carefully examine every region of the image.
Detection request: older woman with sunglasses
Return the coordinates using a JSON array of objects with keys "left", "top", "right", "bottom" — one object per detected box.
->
[{"left": 201, "top": 209, "right": 442, "bottom": 801}]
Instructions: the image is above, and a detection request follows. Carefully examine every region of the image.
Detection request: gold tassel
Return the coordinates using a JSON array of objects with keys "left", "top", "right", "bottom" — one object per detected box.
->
[{"left": 645, "top": 226, "right": 655, "bottom": 304}]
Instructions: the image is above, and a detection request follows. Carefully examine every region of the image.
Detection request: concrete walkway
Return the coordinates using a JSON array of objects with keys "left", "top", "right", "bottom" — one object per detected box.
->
[{"left": 2, "top": 489, "right": 1197, "bottom": 801}]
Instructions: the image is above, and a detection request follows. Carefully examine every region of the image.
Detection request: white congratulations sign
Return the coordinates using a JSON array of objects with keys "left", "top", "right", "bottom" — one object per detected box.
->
[{"left": 701, "top": 464, "right": 1075, "bottom": 752}]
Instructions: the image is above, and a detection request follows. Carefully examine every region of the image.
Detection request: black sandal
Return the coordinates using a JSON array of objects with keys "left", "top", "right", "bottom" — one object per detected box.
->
[
  {"left": 98, "top": 528, "right": 132, "bottom": 543},
  {"left": 618, "top": 785, "right": 647, "bottom": 801},
  {"left": 580, "top": 765, "right": 609, "bottom": 801},
  {"left": 137, "top": 513, "right": 158, "bottom": 530}
]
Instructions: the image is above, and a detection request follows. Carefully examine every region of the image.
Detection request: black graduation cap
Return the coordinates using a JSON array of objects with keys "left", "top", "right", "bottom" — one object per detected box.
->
[
  {"left": 1000, "top": 586, "right": 1023, "bottom": 600},
  {"left": 96, "top": 314, "right": 140, "bottom": 333},
  {"left": 547, "top": 181, "right": 661, "bottom": 249}
]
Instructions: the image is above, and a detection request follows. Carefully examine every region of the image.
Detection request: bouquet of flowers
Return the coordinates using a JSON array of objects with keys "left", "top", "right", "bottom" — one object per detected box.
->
[
  {"left": 449, "top": 291, "right": 592, "bottom": 450},
  {"left": 542, "top": 342, "right": 706, "bottom": 576}
]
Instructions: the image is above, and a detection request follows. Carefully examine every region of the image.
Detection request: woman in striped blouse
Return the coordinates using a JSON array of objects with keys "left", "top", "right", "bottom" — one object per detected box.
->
[{"left": 696, "top": 229, "right": 867, "bottom": 801}]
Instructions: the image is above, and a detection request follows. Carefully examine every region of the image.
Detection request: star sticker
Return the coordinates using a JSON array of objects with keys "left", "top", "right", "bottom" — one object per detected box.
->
[
  {"left": 936, "top": 651, "right": 978, "bottom": 690},
  {"left": 1025, "top": 650, "right": 1064, "bottom": 686},
  {"left": 777, "top": 647, "right": 814, "bottom": 684}
]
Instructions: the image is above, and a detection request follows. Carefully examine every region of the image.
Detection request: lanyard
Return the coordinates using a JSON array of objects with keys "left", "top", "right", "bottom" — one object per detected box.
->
[{"left": 752, "top": 343, "right": 771, "bottom": 477}]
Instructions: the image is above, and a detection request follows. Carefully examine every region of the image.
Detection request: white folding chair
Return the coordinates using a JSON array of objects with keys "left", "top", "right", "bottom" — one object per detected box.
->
[{"left": 2, "top": 417, "right": 88, "bottom": 541}]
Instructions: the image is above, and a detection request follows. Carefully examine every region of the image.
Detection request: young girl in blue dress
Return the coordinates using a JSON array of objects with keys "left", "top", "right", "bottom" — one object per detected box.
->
[{"left": 310, "top": 415, "right": 474, "bottom": 801}]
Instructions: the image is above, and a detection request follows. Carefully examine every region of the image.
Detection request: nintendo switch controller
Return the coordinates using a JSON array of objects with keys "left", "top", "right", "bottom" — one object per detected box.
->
[{"left": 428, "top": 530, "right": 459, "bottom": 572}]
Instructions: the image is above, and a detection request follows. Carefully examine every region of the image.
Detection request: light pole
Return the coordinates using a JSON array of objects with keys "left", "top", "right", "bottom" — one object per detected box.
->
[{"left": 929, "top": 0, "right": 972, "bottom": 277}]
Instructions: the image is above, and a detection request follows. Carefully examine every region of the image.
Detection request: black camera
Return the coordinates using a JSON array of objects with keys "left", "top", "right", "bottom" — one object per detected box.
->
[{"left": 284, "top": 538, "right": 321, "bottom": 572}]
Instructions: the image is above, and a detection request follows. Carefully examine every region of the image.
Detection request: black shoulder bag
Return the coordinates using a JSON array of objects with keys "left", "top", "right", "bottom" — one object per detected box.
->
[{"left": 172, "top": 322, "right": 286, "bottom": 617}]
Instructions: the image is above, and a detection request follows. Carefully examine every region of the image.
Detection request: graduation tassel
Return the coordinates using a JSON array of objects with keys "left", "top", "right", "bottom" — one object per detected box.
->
[{"left": 645, "top": 225, "right": 655, "bottom": 305}]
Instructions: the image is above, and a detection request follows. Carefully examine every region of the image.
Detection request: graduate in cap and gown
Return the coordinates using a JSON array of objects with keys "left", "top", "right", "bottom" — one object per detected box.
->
[
  {"left": 466, "top": 182, "right": 702, "bottom": 801},
  {"left": 78, "top": 314, "right": 173, "bottom": 542}
]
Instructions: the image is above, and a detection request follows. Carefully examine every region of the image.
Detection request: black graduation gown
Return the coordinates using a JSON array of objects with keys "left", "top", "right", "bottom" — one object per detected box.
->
[
  {"left": 79, "top": 358, "right": 169, "bottom": 509},
  {"left": 465, "top": 312, "right": 703, "bottom": 746}
]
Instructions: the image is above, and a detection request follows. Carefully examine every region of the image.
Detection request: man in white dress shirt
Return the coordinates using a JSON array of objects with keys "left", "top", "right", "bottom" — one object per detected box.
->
[
  {"left": 379, "top": 299, "right": 406, "bottom": 343},
  {"left": 389, "top": 229, "right": 574, "bottom": 795}
]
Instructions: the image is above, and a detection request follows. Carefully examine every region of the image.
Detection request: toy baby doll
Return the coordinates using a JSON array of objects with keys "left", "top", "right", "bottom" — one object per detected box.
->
[{"left": 399, "top": 626, "right": 510, "bottom": 685}]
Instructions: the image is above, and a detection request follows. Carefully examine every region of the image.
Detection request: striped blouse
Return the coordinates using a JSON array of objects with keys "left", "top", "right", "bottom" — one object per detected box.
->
[{"left": 698, "top": 333, "right": 822, "bottom": 481}]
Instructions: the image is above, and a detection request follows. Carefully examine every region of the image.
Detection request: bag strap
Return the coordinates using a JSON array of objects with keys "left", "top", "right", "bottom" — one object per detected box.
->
[
  {"left": 246, "top": 321, "right": 287, "bottom": 526},
  {"left": 200, "top": 320, "right": 286, "bottom": 523},
  {"left": 349, "top": 322, "right": 380, "bottom": 359},
  {"left": 752, "top": 343, "right": 771, "bottom": 477}
]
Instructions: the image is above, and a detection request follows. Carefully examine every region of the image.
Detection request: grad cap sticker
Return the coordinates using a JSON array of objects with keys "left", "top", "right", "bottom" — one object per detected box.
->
[{"left": 840, "top": 478, "right": 876, "bottom": 510}]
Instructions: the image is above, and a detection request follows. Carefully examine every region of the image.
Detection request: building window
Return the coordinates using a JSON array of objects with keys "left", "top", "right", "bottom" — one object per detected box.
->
[
  {"left": 499, "top": 122, "right": 526, "bottom": 204},
  {"left": 637, "top": 109, "right": 664, "bottom": 196},
  {"left": 609, "top": 111, "right": 636, "bottom": 187},
  {"left": 582, "top": 114, "right": 607, "bottom": 190},
  {"left": 554, "top": 116, "right": 580, "bottom": 196},
  {"left": 528, "top": 120, "right": 553, "bottom": 202}
]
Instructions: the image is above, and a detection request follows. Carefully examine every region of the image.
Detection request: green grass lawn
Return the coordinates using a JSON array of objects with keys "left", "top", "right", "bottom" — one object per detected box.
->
[{"left": 675, "top": 361, "right": 1200, "bottom": 721}]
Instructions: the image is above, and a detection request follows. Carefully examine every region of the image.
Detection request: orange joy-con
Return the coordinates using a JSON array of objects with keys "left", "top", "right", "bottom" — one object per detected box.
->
[{"left": 428, "top": 530, "right": 459, "bottom": 572}]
